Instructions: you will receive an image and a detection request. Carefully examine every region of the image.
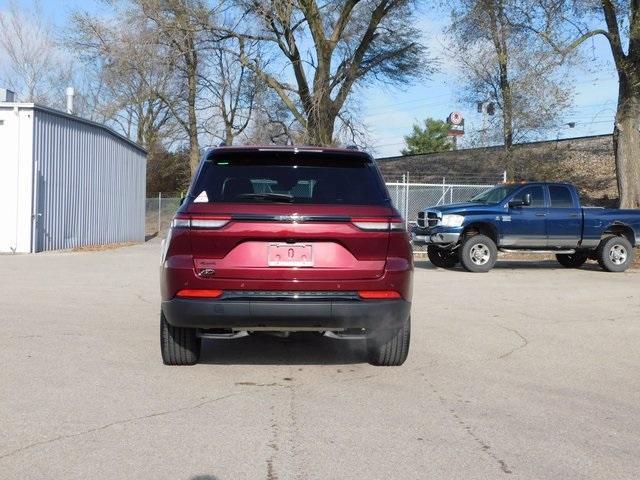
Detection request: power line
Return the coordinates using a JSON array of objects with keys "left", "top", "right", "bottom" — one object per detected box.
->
[
  {"left": 363, "top": 76, "right": 617, "bottom": 116},
  {"left": 363, "top": 75, "right": 617, "bottom": 116},
  {"left": 363, "top": 91, "right": 457, "bottom": 114},
  {"left": 371, "top": 122, "right": 614, "bottom": 150}
]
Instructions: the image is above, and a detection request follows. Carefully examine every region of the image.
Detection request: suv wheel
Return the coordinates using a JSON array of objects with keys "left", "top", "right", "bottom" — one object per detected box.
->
[
  {"left": 160, "top": 312, "right": 201, "bottom": 365},
  {"left": 427, "top": 245, "right": 458, "bottom": 268},
  {"left": 367, "top": 316, "right": 410, "bottom": 366},
  {"left": 460, "top": 234, "right": 497, "bottom": 272},
  {"left": 597, "top": 235, "right": 635, "bottom": 272},
  {"left": 556, "top": 252, "right": 588, "bottom": 268}
]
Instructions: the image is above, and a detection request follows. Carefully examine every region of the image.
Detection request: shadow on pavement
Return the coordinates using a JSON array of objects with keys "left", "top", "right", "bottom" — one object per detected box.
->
[
  {"left": 199, "top": 333, "right": 368, "bottom": 365},
  {"left": 415, "top": 260, "right": 605, "bottom": 271}
]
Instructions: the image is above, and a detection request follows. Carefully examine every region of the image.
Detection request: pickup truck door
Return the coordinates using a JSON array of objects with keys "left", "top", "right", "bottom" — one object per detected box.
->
[
  {"left": 500, "top": 185, "right": 548, "bottom": 247},
  {"left": 546, "top": 184, "right": 582, "bottom": 248}
]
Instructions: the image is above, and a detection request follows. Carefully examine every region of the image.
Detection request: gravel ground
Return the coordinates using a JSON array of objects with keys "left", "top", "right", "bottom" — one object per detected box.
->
[{"left": 1, "top": 241, "right": 639, "bottom": 480}]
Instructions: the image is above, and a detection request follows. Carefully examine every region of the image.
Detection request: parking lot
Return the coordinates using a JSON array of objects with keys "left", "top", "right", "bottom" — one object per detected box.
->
[{"left": 1, "top": 240, "right": 639, "bottom": 480}]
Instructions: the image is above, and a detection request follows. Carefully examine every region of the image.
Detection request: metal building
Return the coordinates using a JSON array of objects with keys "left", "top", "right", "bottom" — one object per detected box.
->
[{"left": 0, "top": 102, "right": 147, "bottom": 253}]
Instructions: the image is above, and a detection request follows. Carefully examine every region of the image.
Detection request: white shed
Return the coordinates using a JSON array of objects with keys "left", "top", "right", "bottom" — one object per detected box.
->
[{"left": 0, "top": 103, "right": 147, "bottom": 253}]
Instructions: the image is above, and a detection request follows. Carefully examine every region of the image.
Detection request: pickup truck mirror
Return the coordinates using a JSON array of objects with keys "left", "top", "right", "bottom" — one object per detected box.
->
[{"left": 508, "top": 193, "right": 532, "bottom": 209}]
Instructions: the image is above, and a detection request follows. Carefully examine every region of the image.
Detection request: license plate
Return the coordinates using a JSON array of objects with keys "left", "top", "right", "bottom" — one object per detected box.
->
[{"left": 268, "top": 243, "right": 313, "bottom": 267}]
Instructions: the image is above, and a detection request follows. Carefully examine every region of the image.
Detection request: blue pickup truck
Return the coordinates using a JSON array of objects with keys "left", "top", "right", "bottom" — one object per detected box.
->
[{"left": 413, "top": 182, "right": 640, "bottom": 272}]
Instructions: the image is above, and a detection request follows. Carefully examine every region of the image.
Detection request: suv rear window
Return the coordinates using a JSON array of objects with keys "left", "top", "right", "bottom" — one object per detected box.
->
[{"left": 190, "top": 150, "right": 389, "bottom": 205}]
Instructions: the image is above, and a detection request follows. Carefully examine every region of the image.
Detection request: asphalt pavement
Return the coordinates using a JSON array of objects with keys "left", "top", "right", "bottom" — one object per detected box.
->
[{"left": 1, "top": 241, "right": 639, "bottom": 479}]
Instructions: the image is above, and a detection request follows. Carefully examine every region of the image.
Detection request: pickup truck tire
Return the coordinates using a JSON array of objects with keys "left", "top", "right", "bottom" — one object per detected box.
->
[
  {"left": 160, "top": 311, "right": 201, "bottom": 365},
  {"left": 460, "top": 235, "right": 497, "bottom": 273},
  {"left": 427, "top": 245, "right": 458, "bottom": 268},
  {"left": 556, "top": 253, "right": 588, "bottom": 268},
  {"left": 597, "top": 235, "right": 635, "bottom": 272},
  {"left": 367, "top": 316, "right": 410, "bottom": 366}
]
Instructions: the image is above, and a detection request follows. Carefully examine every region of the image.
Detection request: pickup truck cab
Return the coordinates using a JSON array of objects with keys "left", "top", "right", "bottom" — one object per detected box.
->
[{"left": 414, "top": 182, "right": 639, "bottom": 272}]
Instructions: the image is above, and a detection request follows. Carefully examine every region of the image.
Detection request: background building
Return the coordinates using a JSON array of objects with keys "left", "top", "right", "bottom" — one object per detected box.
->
[{"left": 0, "top": 97, "right": 147, "bottom": 253}]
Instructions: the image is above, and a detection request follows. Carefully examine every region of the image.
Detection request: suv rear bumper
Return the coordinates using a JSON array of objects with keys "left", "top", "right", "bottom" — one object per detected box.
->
[{"left": 161, "top": 295, "right": 411, "bottom": 331}]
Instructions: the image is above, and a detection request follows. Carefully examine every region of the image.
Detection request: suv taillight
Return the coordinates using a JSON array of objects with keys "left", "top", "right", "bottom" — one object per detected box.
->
[
  {"left": 171, "top": 215, "right": 231, "bottom": 230},
  {"left": 351, "top": 217, "right": 406, "bottom": 232}
]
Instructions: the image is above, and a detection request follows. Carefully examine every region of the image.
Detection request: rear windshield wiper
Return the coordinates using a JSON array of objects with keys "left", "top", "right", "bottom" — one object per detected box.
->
[{"left": 235, "top": 193, "right": 295, "bottom": 203}]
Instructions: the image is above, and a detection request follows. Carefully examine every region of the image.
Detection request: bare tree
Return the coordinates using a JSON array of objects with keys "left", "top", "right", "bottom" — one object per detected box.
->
[
  {"left": 69, "top": 11, "right": 180, "bottom": 152},
  {"left": 447, "top": 0, "right": 573, "bottom": 152},
  {"left": 225, "top": 0, "right": 429, "bottom": 146},
  {"left": 199, "top": 39, "right": 261, "bottom": 145},
  {"left": 0, "top": 0, "right": 73, "bottom": 106},
  {"left": 516, "top": 0, "right": 640, "bottom": 207},
  {"left": 245, "top": 87, "right": 305, "bottom": 144},
  {"left": 134, "top": 0, "right": 213, "bottom": 173}
]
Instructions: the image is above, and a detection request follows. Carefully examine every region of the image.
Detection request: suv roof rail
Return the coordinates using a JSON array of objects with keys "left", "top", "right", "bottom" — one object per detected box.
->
[{"left": 345, "top": 145, "right": 359, "bottom": 150}]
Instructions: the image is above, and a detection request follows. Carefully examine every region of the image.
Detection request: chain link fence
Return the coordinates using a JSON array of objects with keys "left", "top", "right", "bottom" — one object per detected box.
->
[
  {"left": 145, "top": 180, "right": 496, "bottom": 238},
  {"left": 145, "top": 195, "right": 182, "bottom": 239},
  {"left": 387, "top": 182, "right": 494, "bottom": 226}
]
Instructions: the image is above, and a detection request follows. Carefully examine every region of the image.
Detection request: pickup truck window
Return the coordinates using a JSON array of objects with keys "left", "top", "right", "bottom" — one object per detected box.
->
[
  {"left": 549, "top": 185, "right": 575, "bottom": 208},
  {"left": 470, "top": 185, "right": 520, "bottom": 204},
  {"left": 512, "top": 186, "right": 545, "bottom": 208}
]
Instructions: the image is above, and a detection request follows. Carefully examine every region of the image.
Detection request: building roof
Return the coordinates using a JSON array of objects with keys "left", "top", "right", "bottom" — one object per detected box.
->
[{"left": 0, "top": 102, "right": 147, "bottom": 155}]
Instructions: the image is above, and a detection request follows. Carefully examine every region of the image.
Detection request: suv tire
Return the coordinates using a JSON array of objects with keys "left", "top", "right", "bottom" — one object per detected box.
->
[
  {"left": 556, "top": 252, "right": 588, "bottom": 268},
  {"left": 427, "top": 245, "right": 458, "bottom": 268},
  {"left": 160, "top": 311, "right": 201, "bottom": 365},
  {"left": 597, "top": 235, "right": 634, "bottom": 272},
  {"left": 460, "top": 234, "right": 497, "bottom": 272},
  {"left": 367, "top": 316, "right": 410, "bottom": 366}
]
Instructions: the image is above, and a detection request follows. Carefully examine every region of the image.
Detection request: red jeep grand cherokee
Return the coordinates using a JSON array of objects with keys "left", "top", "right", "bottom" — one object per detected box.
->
[{"left": 160, "top": 146, "right": 413, "bottom": 366}]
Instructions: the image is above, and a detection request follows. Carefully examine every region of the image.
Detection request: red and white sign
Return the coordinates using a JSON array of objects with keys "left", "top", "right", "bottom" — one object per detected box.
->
[
  {"left": 448, "top": 111, "right": 463, "bottom": 125},
  {"left": 447, "top": 112, "right": 465, "bottom": 137}
]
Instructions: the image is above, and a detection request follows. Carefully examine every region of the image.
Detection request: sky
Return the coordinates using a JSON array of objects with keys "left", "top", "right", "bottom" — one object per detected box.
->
[
  {"left": 0, "top": 0, "right": 621, "bottom": 158},
  {"left": 360, "top": 15, "right": 619, "bottom": 157}
]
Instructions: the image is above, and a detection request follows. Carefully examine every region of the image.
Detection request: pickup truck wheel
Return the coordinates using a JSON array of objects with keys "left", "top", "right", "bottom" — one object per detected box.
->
[
  {"left": 556, "top": 253, "right": 588, "bottom": 268},
  {"left": 460, "top": 234, "right": 497, "bottom": 272},
  {"left": 597, "top": 236, "right": 635, "bottom": 272},
  {"left": 427, "top": 245, "right": 458, "bottom": 268},
  {"left": 160, "top": 311, "right": 201, "bottom": 365},
  {"left": 367, "top": 316, "right": 410, "bottom": 366}
]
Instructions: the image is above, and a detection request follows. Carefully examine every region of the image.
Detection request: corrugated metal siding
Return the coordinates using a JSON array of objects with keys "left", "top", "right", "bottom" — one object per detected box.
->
[{"left": 32, "top": 109, "right": 146, "bottom": 251}]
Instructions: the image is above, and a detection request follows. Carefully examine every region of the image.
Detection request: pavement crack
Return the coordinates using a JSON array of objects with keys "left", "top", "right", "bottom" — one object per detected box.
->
[
  {"left": 285, "top": 382, "right": 305, "bottom": 480},
  {"left": 235, "top": 381, "right": 282, "bottom": 387},
  {"left": 266, "top": 404, "right": 280, "bottom": 480},
  {"left": 496, "top": 325, "right": 529, "bottom": 360},
  {"left": 0, "top": 393, "right": 239, "bottom": 461},
  {"left": 429, "top": 382, "right": 513, "bottom": 475},
  {"left": 338, "top": 373, "right": 380, "bottom": 384},
  {"left": 134, "top": 293, "right": 152, "bottom": 305}
]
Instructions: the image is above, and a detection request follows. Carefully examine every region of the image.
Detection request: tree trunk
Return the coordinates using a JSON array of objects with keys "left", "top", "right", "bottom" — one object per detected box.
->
[
  {"left": 224, "top": 124, "right": 234, "bottom": 146},
  {"left": 500, "top": 69, "right": 516, "bottom": 178},
  {"left": 486, "top": 0, "right": 513, "bottom": 149},
  {"left": 306, "top": 104, "right": 336, "bottom": 146},
  {"left": 187, "top": 52, "right": 200, "bottom": 175},
  {"left": 501, "top": 79, "right": 514, "bottom": 149},
  {"left": 613, "top": 77, "right": 640, "bottom": 208},
  {"left": 497, "top": 47, "right": 514, "bottom": 150}
]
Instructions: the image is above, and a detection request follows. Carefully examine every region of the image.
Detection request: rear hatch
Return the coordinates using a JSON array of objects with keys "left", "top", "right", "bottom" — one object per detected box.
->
[{"left": 179, "top": 148, "right": 399, "bottom": 281}]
